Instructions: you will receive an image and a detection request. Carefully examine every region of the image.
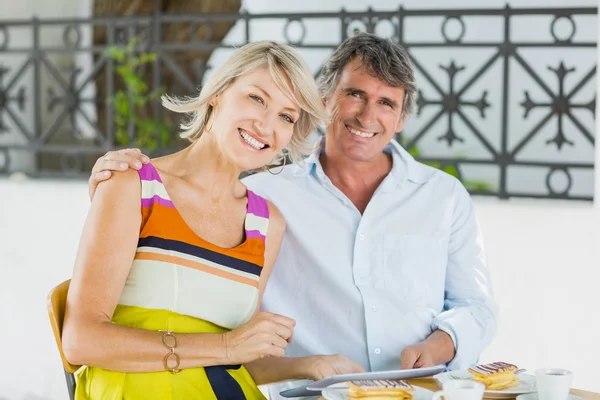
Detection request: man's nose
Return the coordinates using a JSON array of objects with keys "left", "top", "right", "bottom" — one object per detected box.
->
[{"left": 357, "top": 102, "right": 378, "bottom": 128}]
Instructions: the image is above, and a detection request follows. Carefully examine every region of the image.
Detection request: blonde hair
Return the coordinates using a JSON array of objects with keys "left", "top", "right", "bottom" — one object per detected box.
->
[{"left": 161, "top": 41, "right": 327, "bottom": 165}]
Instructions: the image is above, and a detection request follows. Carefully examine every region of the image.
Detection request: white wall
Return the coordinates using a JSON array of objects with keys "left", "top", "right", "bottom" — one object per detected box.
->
[{"left": 476, "top": 199, "right": 600, "bottom": 392}]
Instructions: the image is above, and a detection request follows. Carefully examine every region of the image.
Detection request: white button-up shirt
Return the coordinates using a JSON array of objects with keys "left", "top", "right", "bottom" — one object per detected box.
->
[{"left": 242, "top": 138, "right": 497, "bottom": 399}]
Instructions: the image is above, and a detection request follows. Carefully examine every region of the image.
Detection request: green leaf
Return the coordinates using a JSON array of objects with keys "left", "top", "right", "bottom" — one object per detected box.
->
[
  {"left": 133, "top": 96, "right": 146, "bottom": 106},
  {"left": 115, "top": 115, "right": 126, "bottom": 128},
  {"left": 139, "top": 53, "right": 157, "bottom": 63},
  {"left": 408, "top": 146, "right": 420, "bottom": 157},
  {"left": 104, "top": 46, "right": 125, "bottom": 62},
  {"left": 159, "top": 125, "right": 171, "bottom": 146},
  {"left": 148, "top": 89, "right": 165, "bottom": 101},
  {"left": 464, "top": 180, "right": 494, "bottom": 192},
  {"left": 115, "top": 129, "right": 128, "bottom": 145},
  {"left": 113, "top": 93, "right": 130, "bottom": 115},
  {"left": 443, "top": 165, "right": 460, "bottom": 178},
  {"left": 126, "top": 36, "right": 140, "bottom": 53},
  {"left": 116, "top": 65, "right": 131, "bottom": 78},
  {"left": 106, "top": 36, "right": 179, "bottom": 151}
]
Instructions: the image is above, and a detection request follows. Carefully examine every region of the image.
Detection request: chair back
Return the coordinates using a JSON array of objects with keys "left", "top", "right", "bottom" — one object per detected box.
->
[{"left": 47, "top": 279, "right": 81, "bottom": 374}]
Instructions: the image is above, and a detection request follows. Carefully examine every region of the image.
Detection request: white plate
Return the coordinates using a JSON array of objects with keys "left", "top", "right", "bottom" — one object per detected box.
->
[
  {"left": 322, "top": 383, "right": 434, "bottom": 400},
  {"left": 516, "top": 394, "right": 583, "bottom": 400},
  {"left": 435, "top": 370, "right": 536, "bottom": 399}
]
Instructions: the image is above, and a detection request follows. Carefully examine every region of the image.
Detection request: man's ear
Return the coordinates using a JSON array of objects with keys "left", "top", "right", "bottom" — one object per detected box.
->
[{"left": 395, "top": 115, "right": 406, "bottom": 133}]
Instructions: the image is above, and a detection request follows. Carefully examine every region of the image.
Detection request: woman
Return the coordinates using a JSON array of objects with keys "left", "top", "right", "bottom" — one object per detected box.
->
[{"left": 62, "top": 41, "right": 357, "bottom": 400}]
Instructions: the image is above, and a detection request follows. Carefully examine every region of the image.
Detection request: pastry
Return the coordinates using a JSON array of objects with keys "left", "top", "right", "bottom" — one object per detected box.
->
[
  {"left": 347, "top": 379, "right": 414, "bottom": 399},
  {"left": 468, "top": 361, "right": 519, "bottom": 390}
]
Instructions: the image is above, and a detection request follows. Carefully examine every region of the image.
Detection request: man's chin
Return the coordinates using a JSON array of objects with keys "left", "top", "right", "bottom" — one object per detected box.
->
[
  {"left": 341, "top": 151, "right": 383, "bottom": 163},
  {"left": 339, "top": 143, "right": 387, "bottom": 162}
]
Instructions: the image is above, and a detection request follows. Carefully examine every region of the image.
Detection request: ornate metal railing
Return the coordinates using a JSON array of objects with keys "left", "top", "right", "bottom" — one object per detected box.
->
[{"left": 0, "top": 6, "right": 596, "bottom": 200}]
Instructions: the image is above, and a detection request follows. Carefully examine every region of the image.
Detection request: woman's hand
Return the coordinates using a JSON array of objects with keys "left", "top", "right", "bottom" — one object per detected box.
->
[{"left": 224, "top": 312, "right": 296, "bottom": 364}]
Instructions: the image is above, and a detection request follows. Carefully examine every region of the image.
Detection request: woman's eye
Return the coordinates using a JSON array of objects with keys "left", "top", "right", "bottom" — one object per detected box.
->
[
  {"left": 281, "top": 114, "right": 295, "bottom": 124},
  {"left": 249, "top": 94, "right": 264, "bottom": 104}
]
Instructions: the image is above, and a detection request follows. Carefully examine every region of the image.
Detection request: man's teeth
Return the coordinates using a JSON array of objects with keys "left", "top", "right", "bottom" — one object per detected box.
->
[
  {"left": 239, "top": 129, "right": 266, "bottom": 150},
  {"left": 347, "top": 126, "right": 375, "bottom": 138}
]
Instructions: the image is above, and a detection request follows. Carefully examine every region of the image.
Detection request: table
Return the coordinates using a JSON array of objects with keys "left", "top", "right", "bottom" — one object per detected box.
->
[{"left": 317, "top": 378, "right": 600, "bottom": 399}]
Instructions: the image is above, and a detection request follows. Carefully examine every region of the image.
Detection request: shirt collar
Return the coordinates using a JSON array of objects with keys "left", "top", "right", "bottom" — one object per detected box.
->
[{"left": 303, "top": 136, "right": 431, "bottom": 187}]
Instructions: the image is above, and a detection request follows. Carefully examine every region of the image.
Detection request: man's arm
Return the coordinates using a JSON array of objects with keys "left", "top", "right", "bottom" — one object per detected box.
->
[
  {"left": 431, "top": 180, "right": 498, "bottom": 369},
  {"left": 401, "top": 180, "right": 497, "bottom": 370},
  {"left": 400, "top": 330, "right": 455, "bottom": 369}
]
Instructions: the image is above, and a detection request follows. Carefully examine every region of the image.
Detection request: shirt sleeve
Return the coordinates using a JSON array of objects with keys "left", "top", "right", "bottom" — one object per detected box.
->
[{"left": 431, "top": 180, "right": 498, "bottom": 370}]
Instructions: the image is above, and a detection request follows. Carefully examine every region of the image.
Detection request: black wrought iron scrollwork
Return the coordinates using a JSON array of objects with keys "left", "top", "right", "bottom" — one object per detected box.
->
[
  {"left": 0, "top": 6, "right": 595, "bottom": 200},
  {"left": 0, "top": 24, "right": 9, "bottom": 50},
  {"left": 441, "top": 16, "right": 466, "bottom": 43},
  {"left": 284, "top": 19, "right": 306, "bottom": 46},
  {"left": 60, "top": 152, "right": 84, "bottom": 174},
  {"left": 0, "top": 65, "right": 27, "bottom": 135},
  {"left": 551, "top": 15, "right": 576, "bottom": 43},
  {"left": 546, "top": 167, "right": 573, "bottom": 198},
  {"left": 514, "top": 61, "right": 595, "bottom": 157},
  {"left": 63, "top": 24, "right": 82, "bottom": 49},
  {"left": 0, "top": 148, "right": 9, "bottom": 173}
]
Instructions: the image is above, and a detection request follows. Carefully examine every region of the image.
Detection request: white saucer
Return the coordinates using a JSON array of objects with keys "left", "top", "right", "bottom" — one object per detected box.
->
[
  {"left": 516, "top": 394, "right": 583, "bottom": 400},
  {"left": 435, "top": 370, "right": 536, "bottom": 398}
]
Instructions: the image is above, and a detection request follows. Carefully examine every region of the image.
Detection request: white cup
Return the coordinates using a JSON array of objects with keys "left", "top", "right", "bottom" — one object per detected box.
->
[
  {"left": 432, "top": 380, "right": 485, "bottom": 400},
  {"left": 535, "top": 368, "right": 573, "bottom": 400}
]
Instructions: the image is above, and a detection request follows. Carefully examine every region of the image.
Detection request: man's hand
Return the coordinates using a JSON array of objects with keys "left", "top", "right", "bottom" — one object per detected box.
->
[
  {"left": 400, "top": 330, "right": 456, "bottom": 369},
  {"left": 304, "top": 354, "right": 365, "bottom": 381},
  {"left": 89, "top": 148, "right": 150, "bottom": 201},
  {"left": 400, "top": 342, "right": 436, "bottom": 369}
]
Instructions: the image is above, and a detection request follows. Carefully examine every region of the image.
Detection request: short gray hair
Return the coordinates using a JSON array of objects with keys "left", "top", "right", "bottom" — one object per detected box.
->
[{"left": 317, "top": 33, "right": 417, "bottom": 119}]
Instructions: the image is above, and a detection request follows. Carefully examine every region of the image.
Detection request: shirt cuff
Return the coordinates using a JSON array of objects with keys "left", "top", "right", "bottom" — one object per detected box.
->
[{"left": 432, "top": 309, "right": 481, "bottom": 371}]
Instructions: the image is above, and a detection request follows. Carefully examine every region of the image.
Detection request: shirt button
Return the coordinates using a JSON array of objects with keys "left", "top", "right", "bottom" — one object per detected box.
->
[
  {"left": 359, "top": 234, "right": 365, "bottom": 240},
  {"left": 374, "top": 348, "right": 381, "bottom": 354},
  {"left": 371, "top": 305, "right": 377, "bottom": 312}
]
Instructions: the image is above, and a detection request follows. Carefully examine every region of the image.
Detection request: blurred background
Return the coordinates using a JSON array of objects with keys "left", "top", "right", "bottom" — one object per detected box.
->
[{"left": 0, "top": 0, "right": 599, "bottom": 399}]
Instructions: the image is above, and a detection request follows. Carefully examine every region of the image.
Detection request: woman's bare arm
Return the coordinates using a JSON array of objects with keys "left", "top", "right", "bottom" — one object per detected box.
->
[{"left": 62, "top": 169, "right": 229, "bottom": 372}]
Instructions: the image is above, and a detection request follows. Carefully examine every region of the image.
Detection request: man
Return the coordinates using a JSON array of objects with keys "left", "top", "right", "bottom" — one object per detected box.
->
[{"left": 88, "top": 33, "right": 497, "bottom": 399}]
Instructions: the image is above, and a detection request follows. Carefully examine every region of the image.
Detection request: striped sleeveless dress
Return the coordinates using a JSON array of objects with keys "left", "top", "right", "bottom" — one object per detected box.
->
[{"left": 75, "top": 163, "right": 269, "bottom": 400}]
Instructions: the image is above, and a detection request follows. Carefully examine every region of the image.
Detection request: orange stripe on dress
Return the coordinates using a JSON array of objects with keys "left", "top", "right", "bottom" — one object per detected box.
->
[{"left": 139, "top": 205, "right": 265, "bottom": 266}]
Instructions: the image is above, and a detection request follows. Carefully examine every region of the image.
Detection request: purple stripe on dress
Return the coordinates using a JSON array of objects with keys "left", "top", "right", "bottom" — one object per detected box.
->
[
  {"left": 246, "top": 229, "right": 266, "bottom": 241},
  {"left": 247, "top": 190, "right": 269, "bottom": 218},
  {"left": 141, "top": 195, "right": 175, "bottom": 208},
  {"left": 138, "top": 163, "right": 162, "bottom": 182}
]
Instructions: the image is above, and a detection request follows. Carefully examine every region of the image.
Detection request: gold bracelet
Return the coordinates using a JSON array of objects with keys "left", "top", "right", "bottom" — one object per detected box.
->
[{"left": 159, "top": 330, "right": 181, "bottom": 374}]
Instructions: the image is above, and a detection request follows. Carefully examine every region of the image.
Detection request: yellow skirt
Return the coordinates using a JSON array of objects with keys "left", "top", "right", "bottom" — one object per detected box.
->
[{"left": 75, "top": 305, "right": 266, "bottom": 400}]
